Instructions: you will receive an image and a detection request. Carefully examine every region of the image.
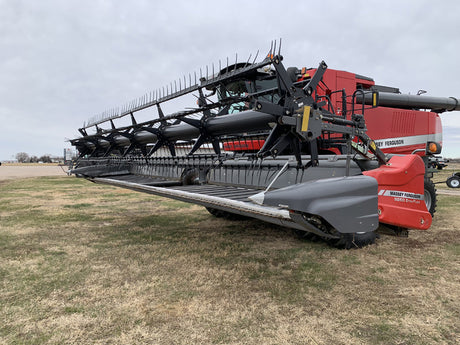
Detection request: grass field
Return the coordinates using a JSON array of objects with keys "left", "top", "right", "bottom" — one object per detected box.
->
[{"left": 0, "top": 175, "right": 459, "bottom": 344}]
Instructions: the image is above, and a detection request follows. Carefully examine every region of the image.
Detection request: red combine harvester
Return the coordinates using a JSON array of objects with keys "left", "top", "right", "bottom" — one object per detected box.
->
[
  {"left": 219, "top": 64, "right": 458, "bottom": 215},
  {"left": 69, "top": 43, "right": 460, "bottom": 248}
]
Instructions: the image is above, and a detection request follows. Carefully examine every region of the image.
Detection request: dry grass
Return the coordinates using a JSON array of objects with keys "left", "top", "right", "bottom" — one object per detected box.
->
[{"left": 0, "top": 176, "right": 459, "bottom": 344}]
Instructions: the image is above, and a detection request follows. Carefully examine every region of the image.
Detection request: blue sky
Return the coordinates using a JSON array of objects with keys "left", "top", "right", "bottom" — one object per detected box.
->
[{"left": 1, "top": 0, "right": 459, "bottom": 160}]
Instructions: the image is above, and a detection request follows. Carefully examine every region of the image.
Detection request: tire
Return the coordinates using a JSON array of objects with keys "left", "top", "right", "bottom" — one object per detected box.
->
[
  {"left": 295, "top": 229, "right": 377, "bottom": 249},
  {"left": 446, "top": 176, "right": 460, "bottom": 188},
  {"left": 181, "top": 168, "right": 199, "bottom": 185},
  {"left": 424, "top": 178, "right": 437, "bottom": 216},
  {"left": 329, "top": 231, "right": 377, "bottom": 249}
]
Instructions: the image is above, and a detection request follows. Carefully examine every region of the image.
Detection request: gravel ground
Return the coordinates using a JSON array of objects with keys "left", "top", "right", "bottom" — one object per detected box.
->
[{"left": 0, "top": 165, "right": 69, "bottom": 180}]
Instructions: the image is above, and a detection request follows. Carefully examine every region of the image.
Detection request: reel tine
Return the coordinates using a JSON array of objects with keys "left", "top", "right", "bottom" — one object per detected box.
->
[
  {"left": 82, "top": 41, "right": 282, "bottom": 129},
  {"left": 253, "top": 50, "right": 259, "bottom": 63},
  {"left": 245, "top": 53, "right": 252, "bottom": 67}
]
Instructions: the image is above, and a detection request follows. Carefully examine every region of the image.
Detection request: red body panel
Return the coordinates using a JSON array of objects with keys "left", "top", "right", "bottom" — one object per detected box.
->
[
  {"left": 363, "top": 155, "right": 432, "bottom": 230},
  {"left": 225, "top": 68, "right": 443, "bottom": 155},
  {"left": 223, "top": 139, "right": 265, "bottom": 151},
  {"left": 363, "top": 108, "right": 442, "bottom": 155},
  {"left": 319, "top": 68, "right": 443, "bottom": 155}
]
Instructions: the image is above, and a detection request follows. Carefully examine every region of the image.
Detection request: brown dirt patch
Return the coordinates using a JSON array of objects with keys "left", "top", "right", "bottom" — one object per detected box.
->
[{"left": 0, "top": 165, "right": 68, "bottom": 180}]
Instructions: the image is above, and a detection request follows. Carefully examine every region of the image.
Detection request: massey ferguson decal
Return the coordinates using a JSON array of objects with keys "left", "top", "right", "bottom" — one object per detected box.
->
[
  {"left": 378, "top": 189, "right": 424, "bottom": 203},
  {"left": 374, "top": 134, "right": 442, "bottom": 149},
  {"left": 375, "top": 139, "right": 405, "bottom": 148}
]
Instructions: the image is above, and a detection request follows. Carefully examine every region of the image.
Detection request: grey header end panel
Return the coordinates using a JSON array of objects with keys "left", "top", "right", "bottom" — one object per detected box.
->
[{"left": 261, "top": 175, "right": 379, "bottom": 234}]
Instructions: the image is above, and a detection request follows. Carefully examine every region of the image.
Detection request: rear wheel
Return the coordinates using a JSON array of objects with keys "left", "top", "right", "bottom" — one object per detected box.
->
[
  {"left": 446, "top": 176, "right": 460, "bottom": 188},
  {"left": 424, "top": 178, "right": 437, "bottom": 216}
]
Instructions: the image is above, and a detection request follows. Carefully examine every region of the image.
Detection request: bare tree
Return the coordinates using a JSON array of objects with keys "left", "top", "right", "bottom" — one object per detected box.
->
[{"left": 15, "top": 152, "right": 29, "bottom": 163}]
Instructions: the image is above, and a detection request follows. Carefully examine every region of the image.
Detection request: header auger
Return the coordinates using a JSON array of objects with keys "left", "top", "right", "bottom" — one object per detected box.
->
[{"left": 69, "top": 42, "right": 459, "bottom": 248}]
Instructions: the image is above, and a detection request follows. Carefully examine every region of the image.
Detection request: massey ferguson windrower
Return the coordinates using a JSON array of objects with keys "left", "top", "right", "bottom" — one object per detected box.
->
[{"left": 69, "top": 43, "right": 460, "bottom": 248}]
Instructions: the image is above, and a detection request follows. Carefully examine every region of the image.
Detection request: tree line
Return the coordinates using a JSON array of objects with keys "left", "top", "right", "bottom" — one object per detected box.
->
[{"left": 15, "top": 152, "right": 53, "bottom": 163}]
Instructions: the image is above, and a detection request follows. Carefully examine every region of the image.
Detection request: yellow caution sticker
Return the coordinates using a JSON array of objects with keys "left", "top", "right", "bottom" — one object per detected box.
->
[
  {"left": 370, "top": 141, "right": 377, "bottom": 151},
  {"left": 302, "top": 106, "right": 311, "bottom": 132}
]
